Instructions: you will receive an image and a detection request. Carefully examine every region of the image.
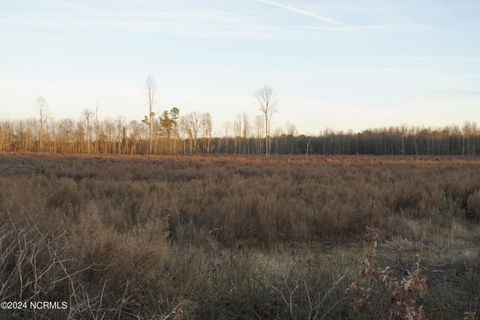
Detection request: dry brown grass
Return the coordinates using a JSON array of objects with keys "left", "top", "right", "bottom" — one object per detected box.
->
[{"left": 0, "top": 153, "right": 479, "bottom": 319}]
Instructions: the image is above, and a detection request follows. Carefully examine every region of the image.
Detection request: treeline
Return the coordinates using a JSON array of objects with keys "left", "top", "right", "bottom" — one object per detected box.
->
[{"left": 0, "top": 114, "right": 479, "bottom": 155}]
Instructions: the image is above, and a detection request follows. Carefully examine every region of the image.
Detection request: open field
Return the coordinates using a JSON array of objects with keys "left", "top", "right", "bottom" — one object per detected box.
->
[{"left": 0, "top": 153, "right": 479, "bottom": 319}]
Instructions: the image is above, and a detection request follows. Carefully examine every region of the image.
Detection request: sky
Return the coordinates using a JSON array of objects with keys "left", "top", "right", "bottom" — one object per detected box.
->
[{"left": 1, "top": 0, "right": 480, "bottom": 134}]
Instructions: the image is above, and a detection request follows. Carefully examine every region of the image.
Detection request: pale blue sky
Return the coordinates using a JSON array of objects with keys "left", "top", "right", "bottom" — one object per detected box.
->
[{"left": 1, "top": 0, "right": 479, "bottom": 133}]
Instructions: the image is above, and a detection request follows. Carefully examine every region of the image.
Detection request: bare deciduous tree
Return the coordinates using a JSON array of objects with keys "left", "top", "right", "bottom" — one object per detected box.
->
[
  {"left": 37, "top": 97, "right": 49, "bottom": 151},
  {"left": 201, "top": 113, "right": 213, "bottom": 154},
  {"left": 233, "top": 115, "right": 242, "bottom": 155},
  {"left": 254, "top": 115, "right": 264, "bottom": 154},
  {"left": 286, "top": 122, "right": 297, "bottom": 136},
  {"left": 94, "top": 104, "right": 100, "bottom": 154},
  {"left": 81, "top": 109, "right": 95, "bottom": 153},
  {"left": 223, "top": 121, "right": 231, "bottom": 153},
  {"left": 179, "top": 112, "right": 201, "bottom": 153},
  {"left": 242, "top": 112, "right": 250, "bottom": 154},
  {"left": 255, "top": 85, "right": 277, "bottom": 157},
  {"left": 143, "top": 75, "right": 156, "bottom": 154}
]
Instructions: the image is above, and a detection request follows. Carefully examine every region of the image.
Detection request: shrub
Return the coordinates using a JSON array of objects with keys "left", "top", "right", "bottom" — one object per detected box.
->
[
  {"left": 467, "top": 190, "right": 480, "bottom": 220},
  {"left": 348, "top": 228, "right": 429, "bottom": 320}
]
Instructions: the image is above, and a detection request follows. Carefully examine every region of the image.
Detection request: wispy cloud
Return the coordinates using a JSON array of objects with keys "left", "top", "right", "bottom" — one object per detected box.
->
[
  {"left": 253, "top": 0, "right": 346, "bottom": 26},
  {"left": 1, "top": 0, "right": 431, "bottom": 41}
]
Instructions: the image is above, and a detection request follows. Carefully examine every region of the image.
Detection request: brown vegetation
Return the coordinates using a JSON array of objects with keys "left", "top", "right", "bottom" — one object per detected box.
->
[
  {"left": 0, "top": 153, "right": 479, "bottom": 319},
  {"left": 348, "top": 228, "right": 429, "bottom": 320}
]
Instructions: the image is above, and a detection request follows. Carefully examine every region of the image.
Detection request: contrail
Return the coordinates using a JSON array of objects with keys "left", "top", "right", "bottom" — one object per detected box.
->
[{"left": 254, "top": 0, "right": 346, "bottom": 26}]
